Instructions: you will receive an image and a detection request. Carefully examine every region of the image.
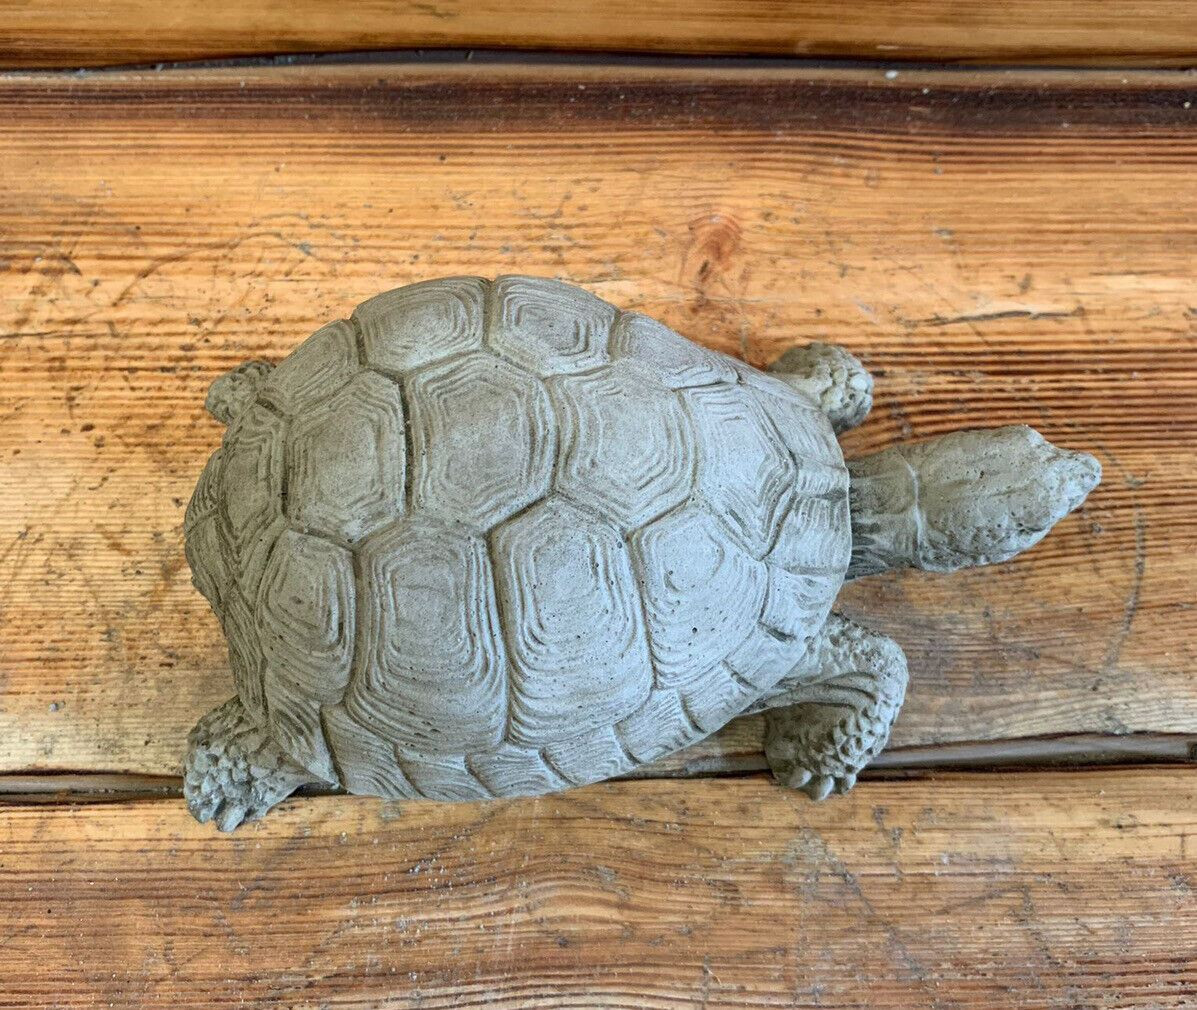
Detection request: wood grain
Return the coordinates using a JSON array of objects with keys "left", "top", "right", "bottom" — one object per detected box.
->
[
  {"left": 0, "top": 62, "right": 1194, "bottom": 778},
  {"left": 2, "top": 1, "right": 1197, "bottom": 67},
  {"left": 0, "top": 769, "right": 1194, "bottom": 1007}
]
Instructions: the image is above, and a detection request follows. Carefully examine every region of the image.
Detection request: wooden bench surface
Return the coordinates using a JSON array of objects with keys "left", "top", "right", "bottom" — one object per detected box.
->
[
  {"left": 4, "top": 771, "right": 1197, "bottom": 1006},
  {"left": 2, "top": 1, "right": 1196, "bottom": 67},
  {"left": 0, "top": 58, "right": 1194, "bottom": 1007}
]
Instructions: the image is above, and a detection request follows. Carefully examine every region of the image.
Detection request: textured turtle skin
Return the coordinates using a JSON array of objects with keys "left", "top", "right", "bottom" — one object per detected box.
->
[{"left": 183, "top": 276, "right": 851, "bottom": 800}]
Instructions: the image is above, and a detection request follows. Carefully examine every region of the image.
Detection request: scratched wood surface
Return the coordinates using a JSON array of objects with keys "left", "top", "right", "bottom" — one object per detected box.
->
[
  {"left": 0, "top": 62, "right": 1195, "bottom": 780},
  {"left": 0, "top": 769, "right": 1194, "bottom": 1008},
  {"left": 3, "top": 0, "right": 1197, "bottom": 67}
]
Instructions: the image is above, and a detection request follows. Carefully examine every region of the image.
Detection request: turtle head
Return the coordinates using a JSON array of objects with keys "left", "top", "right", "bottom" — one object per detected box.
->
[
  {"left": 846, "top": 425, "right": 1101, "bottom": 579},
  {"left": 205, "top": 360, "right": 274, "bottom": 426}
]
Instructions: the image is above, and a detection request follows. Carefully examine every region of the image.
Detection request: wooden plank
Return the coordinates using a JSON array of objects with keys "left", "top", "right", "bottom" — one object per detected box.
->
[
  {"left": 0, "top": 63, "right": 1194, "bottom": 778},
  {"left": 2, "top": 1, "right": 1197, "bottom": 68},
  {"left": 0, "top": 769, "right": 1195, "bottom": 1007}
]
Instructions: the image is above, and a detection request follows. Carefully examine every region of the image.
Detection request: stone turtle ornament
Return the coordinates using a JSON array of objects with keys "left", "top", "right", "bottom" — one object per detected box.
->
[{"left": 183, "top": 276, "right": 1101, "bottom": 830}]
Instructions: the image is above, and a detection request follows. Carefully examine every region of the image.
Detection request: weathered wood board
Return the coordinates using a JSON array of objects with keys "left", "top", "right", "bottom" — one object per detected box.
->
[
  {"left": 0, "top": 63, "right": 1194, "bottom": 778},
  {"left": 1, "top": 769, "right": 1195, "bottom": 1008},
  {"left": 2, "top": 1, "right": 1197, "bottom": 67}
]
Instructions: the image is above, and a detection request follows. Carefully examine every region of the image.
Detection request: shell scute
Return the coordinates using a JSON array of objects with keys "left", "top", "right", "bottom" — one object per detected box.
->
[
  {"left": 761, "top": 565, "right": 838, "bottom": 641},
  {"left": 768, "top": 490, "right": 851, "bottom": 574},
  {"left": 543, "top": 726, "right": 635, "bottom": 785},
  {"left": 286, "top": 371, "right": 406, "bottom": 545},
  {"left": 222, "top": 587, "right": 268, "bottom": 725},
  {"left": 261, "top": 675, "right": 337, "bottom": 783},
  {"left": 219, "top": 405, "right": 287, "bottom": 599},
  {"left": 750, "top": 382, "right": 844, "bottom": 469},
  {"left": 685, "top": 382, "right": 796, "bottom": 557},
  {"left": 614, "top": 689, "right": 693, "bottom": 764},
  {"left": 408, "top": 350, "right": 555, "bottom": 529},
  {"left": 184, "top": 448, "right": 223, "bottom": 533},
  {"left": 469, "top": 744, "right": 569, "bottom": 798},
  {"left": 610, "top": 312, "right": 736, "bottom": 389},
  {"left": 679, "top": 663, "right": 761, "bottom": 734},
  {"left": 185, "top": 449, "right": 229, "bottom": 608},
  {"left": 633, "top": 503, "right": 766, "bottom": 688},
  {"left": 724, "top": 625, "right": 805, "bottom": 690},
  {"left": 257, "top": 528, "right": 355, "bottom": 702},
  {"left": 356, "top": 275, "right": 486, "bottom": 375},
  {"left": 491, "top": 497, "right": 652, "bottom": 745},
  {"left": 185, "top": 514, "right": 227, "bottom": 610},
  {"left": 322, "top": 703, "right": 415, "bottom": 799},
  {"left": 259, "top": 319, "right": 358, "bottom": 415},
  {"left": 552, "top": 359, "right": 694, "bottom": 531},
  {"left": 345, "top": 518, "right": 507, "bottom": 754},
  {"left": 397, "top": 752, "right": 491, "bottom": 802},
  {"left": 486, "top": 275, "right": 614, "bottom": 376}
]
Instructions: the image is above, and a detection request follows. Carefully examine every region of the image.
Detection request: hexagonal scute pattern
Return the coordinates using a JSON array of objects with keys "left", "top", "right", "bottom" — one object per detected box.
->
[
  {"left": 492, "top": 498, "right": 652, "bottom": 744},
  {"left": 356, "top": 276, "right": 486, "bottom": 376},
  {"left": 685, "top": 382, "right": 796, "bottom": 557},
  {"left": 184, "top": 448, "right": 223, "bottom": 534},
  {"left": 262, "top": 671, "right": 337, "bottom": 783},
  {"left": 748, "top": 382, "right": 844, "bottom": 469},
  {"left": 322, "top": 702, "right": 416, "bottom": 799},
  {"left": 257, "top": 528, "right": 355, "bottom": 702},
  {"left": 724, "top": 622, "right": 807, "bottom": 691},
  {"left": 408, "top": 351, "right": 555, "bottom": 529},
  {"left": 396, "top": 750, "right": 492, "bottom": 802},
  {"left": 768, "top": 490, "right": 851, "bottom": 576},
  {"left": 345, "top": 517, "right": 507, "bottom": 754},
  {"left": 259, "top": 319, "right": 359, "bottom": 415},
  {"left": 634, "top": 504, "right": 766, "bottom": 687},
  {"left": 610, "top": 312, "right": 736, "bottom": 390},
  {"left": 678, "top": 662, "right": 762, "bottom": 734},
  {"left": 219, "top": 405, "right": 287, "bottom": 597},
  {"left": 222, "top": 587, "right": 267, "bottom": 726},
  {"left": 543, "top": 725, "right": 636, "bottom": 786},
  {"left": 286, "top": 371, "right": 405, "bottom": 545},
  {"left": 614, "top": 688, "right": 696, "bottom": 764},
  {"left": 486, "top": 275, "right": 614, "bottom": 376},
  {"left": 469, "top": 744, "right": 569, "bottom": 797},
  {"left": 552, "top": 360, "right": 694, "bottom": 531},
  {"left": 185, "top": 514, "right": 227, "bottom": 611}
]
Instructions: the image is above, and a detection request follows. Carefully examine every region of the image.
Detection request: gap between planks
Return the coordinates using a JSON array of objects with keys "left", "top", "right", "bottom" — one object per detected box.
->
[
  {"left": 4, "top": 47, "right": 1195, "bottom": 77},
  {"left": 2, "top": 733, "right": 1195, "bottom": 802}
]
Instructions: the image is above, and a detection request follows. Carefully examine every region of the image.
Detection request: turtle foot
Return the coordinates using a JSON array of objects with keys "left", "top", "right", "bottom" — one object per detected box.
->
[
  {"left": 775, "top": 765, "right": 858, "bottom": 802},
  {"left": 761, "top": 619, "right": 908, "bottom": 802},
  {"left": 769, "top": 342, "right": 873, "bottom": 434},
  {"left": 205, "top": 360, "right": 273, "bottom": 426},
  {"left": 184, "top": 697, "right": 318, "bottom": 831}
]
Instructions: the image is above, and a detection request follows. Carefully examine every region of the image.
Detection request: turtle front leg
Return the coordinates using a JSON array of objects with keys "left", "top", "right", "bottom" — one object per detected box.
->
[
  {"left": 748, "top": 614, "right": 908, "bottom": 800},
  {"left": 184, "top": 697, "right": 321, "bottom": 831},
  {"left": 768, "top": 342, "right": 873, "bottom": 433}
]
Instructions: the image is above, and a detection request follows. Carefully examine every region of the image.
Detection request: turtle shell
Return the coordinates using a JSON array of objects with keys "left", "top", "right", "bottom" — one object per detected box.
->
[{"left": 184, "top": 276, "right": 850, "bottom": 799}]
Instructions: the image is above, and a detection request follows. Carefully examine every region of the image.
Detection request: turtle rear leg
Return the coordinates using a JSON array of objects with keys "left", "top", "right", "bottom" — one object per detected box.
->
[
  {"left": 749, "top": 614, "right": 908, "bottom": 801},
  {"left": 205, "top": 360, "right": 274, "bottom": 425},
  {"left": 769, "top": 342, "right": 873, "bottom": 433},
  {"left": 184, "top": 697, "right": 320, "bottom": 831}
]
